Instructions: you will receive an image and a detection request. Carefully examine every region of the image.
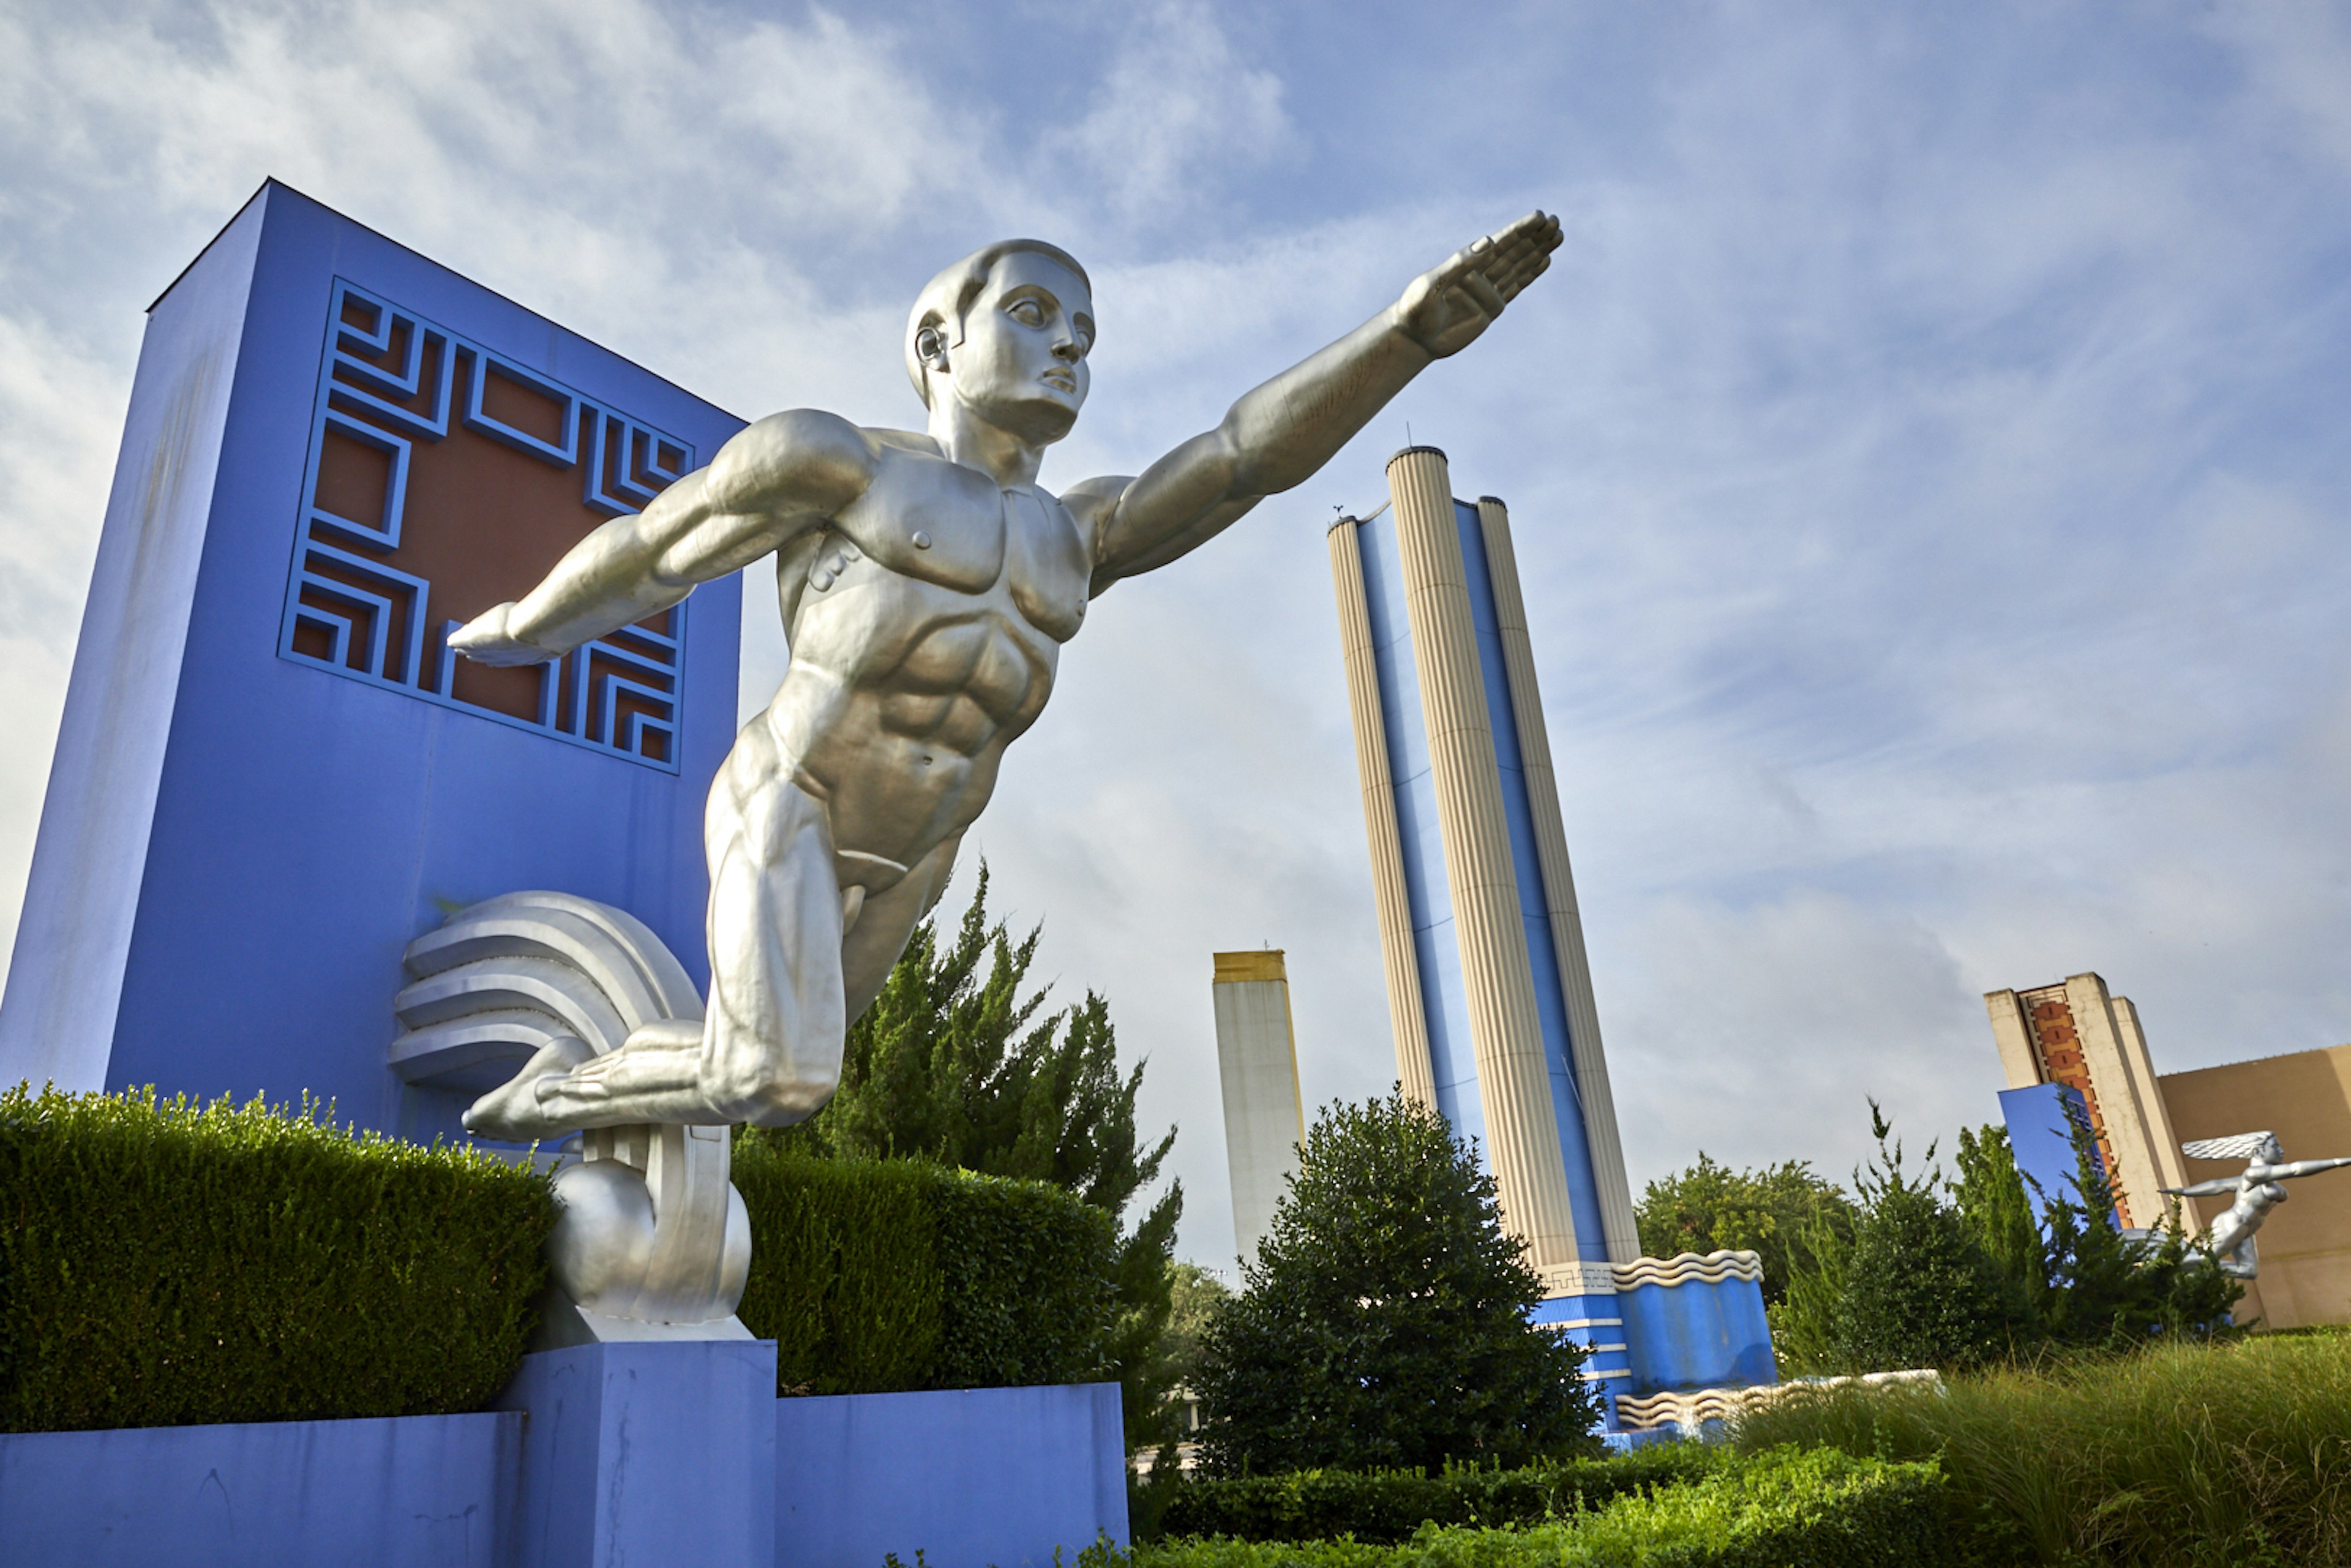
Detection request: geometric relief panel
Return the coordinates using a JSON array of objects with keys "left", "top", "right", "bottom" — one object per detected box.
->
[{"left": 278, "top": 279, "right": 693, "bottom": 770}]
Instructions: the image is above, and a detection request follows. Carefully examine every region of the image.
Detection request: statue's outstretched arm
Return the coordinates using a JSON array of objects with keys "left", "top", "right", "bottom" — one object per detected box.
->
[
  {"left": 2162, "top": 1178, "right": 2242, "bottom": 1198},
  {"left": 451, "top": 410, "right": 878, "bottom": 664},
  {"left": 2271, "top": 1156, "right": 2351, "bottom": 1181},
  {"left": 1079, "top": 211, "right": 1562, "bottom": 590}
]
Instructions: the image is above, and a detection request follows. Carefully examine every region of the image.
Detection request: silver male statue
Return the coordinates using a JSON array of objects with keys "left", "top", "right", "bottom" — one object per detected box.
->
[
  {"left": 454, "top": 214, "right": 1562, "bottom": 1141},
  {"left": 2163, "top": 1131, "right": 2351, "bottom": 1278}
]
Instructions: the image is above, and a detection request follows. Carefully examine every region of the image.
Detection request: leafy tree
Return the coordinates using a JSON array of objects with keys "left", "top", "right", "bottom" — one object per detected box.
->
[
  {"left": 1766, "top": 1201, "right": 1852, "bottom": 1376},
  {"left": 1830, "top": 1103, "right": 2019, "bottom": 1373},
  {"left": 1191, "top": 1091, "right": 1600, "bottom": 1475},
  {"left": 1160, "top": 1261, "right": 1232, "bottom": 1393},
  {"left": 1779, "top": 1104, "right": 2242, "bottom": 1375},
  {"left": 1635, "top": 1153, "right": 1856, "bottom": 1305},
  {"left": 763, "top": 866, "right": 1182, "bottom": 1446}
]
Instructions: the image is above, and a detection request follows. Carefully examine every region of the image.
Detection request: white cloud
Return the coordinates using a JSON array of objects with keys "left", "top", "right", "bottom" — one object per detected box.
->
[
  {"left": 1039, "top": 0, "right": 1294, "bottom": 228},
  {"left": 8, "top": 1, "right": 2351, "bottom": 1262}
]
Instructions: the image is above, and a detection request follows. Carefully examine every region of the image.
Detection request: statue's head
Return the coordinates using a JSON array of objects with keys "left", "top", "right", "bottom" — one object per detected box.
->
[{"left": 906, "top": 241, "right": 1094, "bottom": 445}]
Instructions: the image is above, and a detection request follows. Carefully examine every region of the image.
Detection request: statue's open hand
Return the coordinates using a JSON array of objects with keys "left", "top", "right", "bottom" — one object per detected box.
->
[
  {"left": 1395, "top": 211, "right": 1562, "bottom": 359},
  {"left": 448, "top": 602, "right": 555, "bottom": 667}
]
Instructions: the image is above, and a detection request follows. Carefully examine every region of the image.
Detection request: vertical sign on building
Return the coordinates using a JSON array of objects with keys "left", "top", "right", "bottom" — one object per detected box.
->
[{"left": 1985, "top": 972, "right": 2192, "bottom": 1228}]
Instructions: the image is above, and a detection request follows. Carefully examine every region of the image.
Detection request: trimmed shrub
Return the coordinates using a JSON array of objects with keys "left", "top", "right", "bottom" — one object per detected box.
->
[
  {"left": 731, "top": 1139, "right": 1117, "bottom": 1396},
  {"left": 929, "top": 1165, "right": 1119, "bottom": 1390},
  {"left": 733, "top": 1149, "right": 945, "bottom": 1396},
  {"left": 1136, "top": 1447, "right": 1954, "bottom": 1568},
  {"left": 1154, "top": 1445, "right": 1730, "bottom": 1544},
  {"left": 0, "top": 1084, "right": 555, "bottom": 1433}
]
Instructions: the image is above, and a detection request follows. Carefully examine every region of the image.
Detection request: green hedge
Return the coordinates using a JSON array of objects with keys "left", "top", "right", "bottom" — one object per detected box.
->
[
  {"left": 732, "top": 1138, "right": 1118, "bottom": 1397},
  {"left": 1137, "top": 1447, "right": 1954, "bottom": 1568},
  {"left": 0, "top": 1084, "right": 556, "bottom": 1433},
  {"left": 1154, "top": 1446, "right": 1730, "bottom": 1544}
]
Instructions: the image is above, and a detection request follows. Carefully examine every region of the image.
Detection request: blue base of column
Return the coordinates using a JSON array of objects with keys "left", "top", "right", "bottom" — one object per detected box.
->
[
  {"left": 1531, "top": 1291, "right": 1634, "bottom": 1431},
  {"left": 1618, "top": 1272, "right": 1777, "bottom": 1394}
]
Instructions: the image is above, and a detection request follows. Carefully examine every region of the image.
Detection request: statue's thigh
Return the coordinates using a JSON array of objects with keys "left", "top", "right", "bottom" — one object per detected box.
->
[
  {"left": 705, "top": 778, "right": 847, "bottom": 1082},
  {"left": 840, "top": 835, "right": 962, "bottom": 1026}
]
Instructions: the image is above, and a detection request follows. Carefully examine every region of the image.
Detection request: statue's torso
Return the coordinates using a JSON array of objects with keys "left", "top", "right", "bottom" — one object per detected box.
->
[{"left": 762, "top": 439, "right": 1097, "bottom": 863}]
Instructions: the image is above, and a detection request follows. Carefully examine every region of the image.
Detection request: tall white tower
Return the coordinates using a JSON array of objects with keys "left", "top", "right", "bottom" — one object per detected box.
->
[{"left": 1210, "top": 949, "right": 1306, "bottom": 1267}]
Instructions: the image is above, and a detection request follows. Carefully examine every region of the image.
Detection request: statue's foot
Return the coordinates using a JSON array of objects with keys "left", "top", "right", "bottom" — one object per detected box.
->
[{"left": 464, "top": 1036, "right": 598, "bottom": 1141}]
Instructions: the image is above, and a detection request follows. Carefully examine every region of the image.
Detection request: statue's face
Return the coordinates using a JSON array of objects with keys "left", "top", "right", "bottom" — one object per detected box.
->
[{"left": 944, "top": 251, "right": 1094, "bottom": 444}]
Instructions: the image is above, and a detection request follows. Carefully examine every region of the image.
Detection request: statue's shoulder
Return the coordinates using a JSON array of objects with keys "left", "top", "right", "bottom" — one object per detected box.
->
[
  {"left": 863, "top": 427, "right": 946, "bottom": 460},
  {"left": 1054, "top": 473, "right": 1131, "bottom": 533}
]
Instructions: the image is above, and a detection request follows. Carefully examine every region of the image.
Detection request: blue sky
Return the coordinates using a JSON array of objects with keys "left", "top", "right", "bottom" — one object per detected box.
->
[{"left": 6, "top": 1, "right": 2351, "bottom": 1264}]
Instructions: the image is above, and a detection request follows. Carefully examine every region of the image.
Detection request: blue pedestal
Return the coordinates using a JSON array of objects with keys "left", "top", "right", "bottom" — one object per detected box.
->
[{"left": 501, "top": 1340, "right": 779, "bottom": 1568}]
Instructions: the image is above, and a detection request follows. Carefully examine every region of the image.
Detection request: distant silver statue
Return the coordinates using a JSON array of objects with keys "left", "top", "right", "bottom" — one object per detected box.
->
[
  {"left": 449, "top": 214, "right": 1562, "bottom": 1143},
  {"left": 2162, "top": 1131, "right": 2351, "bottom": 1279}
]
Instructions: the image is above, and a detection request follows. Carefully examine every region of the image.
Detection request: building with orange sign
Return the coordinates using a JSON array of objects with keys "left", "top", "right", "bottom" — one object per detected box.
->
[{"left": 1985, "top": 973, "right": 2351, "bottom": 1327}]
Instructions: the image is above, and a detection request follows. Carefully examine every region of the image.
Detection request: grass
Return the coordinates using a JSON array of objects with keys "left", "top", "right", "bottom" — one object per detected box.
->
[{"left": 1728, "top": 1329, "right": 2351, "bottom": 1566}]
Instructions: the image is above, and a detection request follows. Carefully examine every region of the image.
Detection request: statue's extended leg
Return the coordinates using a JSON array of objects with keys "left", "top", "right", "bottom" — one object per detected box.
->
[
  {"left": 468, "top": 724, "right": 855, "bottom": 1136},
  {"left": 696, "top": 755, "right": 851, "bottom": 1126}
]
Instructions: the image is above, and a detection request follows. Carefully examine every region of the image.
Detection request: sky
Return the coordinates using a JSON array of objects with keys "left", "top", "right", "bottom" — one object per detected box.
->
[{"left": 6, "top": 1, "right": 2351, "bottom": 1266}]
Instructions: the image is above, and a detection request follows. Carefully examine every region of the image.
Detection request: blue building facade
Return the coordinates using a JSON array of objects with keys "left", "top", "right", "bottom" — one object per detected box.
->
[{"left": 0, "top": 182, "right": 743, "bottom": 1144}]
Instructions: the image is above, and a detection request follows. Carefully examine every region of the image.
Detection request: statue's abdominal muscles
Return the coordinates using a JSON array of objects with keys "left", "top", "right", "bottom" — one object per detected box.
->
[{"left": 770, "top": 470, "right": 1089, "bottom": 863}]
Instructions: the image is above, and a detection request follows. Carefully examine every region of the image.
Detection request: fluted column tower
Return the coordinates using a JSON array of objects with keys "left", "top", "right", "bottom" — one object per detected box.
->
[
  {"left": 1327, "top": 444, "right": 1638, "bottom": 1290},
  {"left": 1327, "top": 516, "right": 1439, "bottom": 1112},
  {"left": 1385, "top": 447, "right": 1584, "bottom": 1276},
  {"left": 1474, "top": 497, "right": 1641, "bottom": 1264},
  {"left": 1328, "top": 445, "right": 1781, "bottom": 1427}
]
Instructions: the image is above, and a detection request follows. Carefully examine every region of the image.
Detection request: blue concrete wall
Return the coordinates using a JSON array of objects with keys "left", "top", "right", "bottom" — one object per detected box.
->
[
  {"left": 775, "top": 1383, "right": 1129, "bottom": 1568},
  {"left": 0, "top": 1346, "right": 1127, "bottom": 1568},
  {"left": 0, "top": 182, "right": 744, "bottom": 1145},
  {"left": 2001, "top": 1082, "right": 2107, "bottom": 1229},
  {"left": 0, "top": 1409, "right": 520, "bottom": 1566}
]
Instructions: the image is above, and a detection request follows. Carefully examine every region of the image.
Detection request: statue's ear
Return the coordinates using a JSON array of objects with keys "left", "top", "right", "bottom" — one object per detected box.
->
[{"left": 915, "top": 321, "right": 950, "bottom": 372}]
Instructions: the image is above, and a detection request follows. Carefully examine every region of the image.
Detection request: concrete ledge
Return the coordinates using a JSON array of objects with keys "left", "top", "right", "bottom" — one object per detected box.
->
[
  {"left": 777, "top": 1382, "right": 1129, "bottom": 1568},
  {"left": 0, "top": 1408, "right": 520, "bottom": 1567},
  {"left": 0, "top": 1349, "right": 1126, "bottom": 1568}
]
